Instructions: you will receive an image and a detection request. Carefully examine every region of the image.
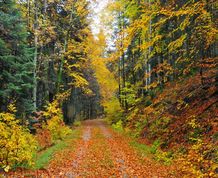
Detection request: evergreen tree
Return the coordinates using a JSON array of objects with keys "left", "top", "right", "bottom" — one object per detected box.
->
[{"left": 0, "top": 0, "right": 33, "bottom": 116}]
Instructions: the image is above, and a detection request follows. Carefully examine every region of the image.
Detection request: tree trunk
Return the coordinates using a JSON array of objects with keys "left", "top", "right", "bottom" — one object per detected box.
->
[
  {"left": 33, "top": 0, "right": 38, "bottom": 111},
  {"left": 27, "top": 0, "right": 31, "bottom": 28}
]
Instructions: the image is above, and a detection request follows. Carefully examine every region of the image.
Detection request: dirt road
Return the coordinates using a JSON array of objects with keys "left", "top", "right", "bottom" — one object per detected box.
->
[{"left": 6, "top": 119, "right": 178, "bottom": 178}]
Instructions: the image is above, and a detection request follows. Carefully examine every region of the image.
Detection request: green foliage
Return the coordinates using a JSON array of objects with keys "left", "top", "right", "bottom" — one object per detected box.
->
[
  {"left": 212, "top": 132, "right": 218, "bottom": 141},
  {"left": 105, "top": 97, "right": 123, "bottom": 124},
  {"left": 130, "top": 139, "right": 172, "bottom": 165},
  {"left": 144, "top": 100, "right": 152, "bottom": 107},
  {"left": 130, "top": 141, "right": 151, "bottom": 155},
  {"left": 149, "top": 117, "right": 171, "bottom": 137},
  {"left": 0, "top": 0, "right": 33, "bottom": 115},
  {"left": 120, "top": 84, "right": 137, "bottom": 106},
  {"left": 112, "top": 120, "right": 124, "bottom": 132},
  {"left": 33, "top": 142, "right": 67, "bottom": 170},
  {"left": 132, "top": 119, "right": 148, "bottom": 138},
  {"left": 73, "top": 120, "right": 82, "bottom": 127},
  {"left": 150, "top": 139, "right": 161, "bottom": 154},
  {"left": 0, "top": 107, "right": 37, "bottom": 172}
]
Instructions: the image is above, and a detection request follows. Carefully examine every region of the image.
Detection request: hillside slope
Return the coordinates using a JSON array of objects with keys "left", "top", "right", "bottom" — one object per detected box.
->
[{"left": 126, "top": 70, "right": 217, "bottom": 177}]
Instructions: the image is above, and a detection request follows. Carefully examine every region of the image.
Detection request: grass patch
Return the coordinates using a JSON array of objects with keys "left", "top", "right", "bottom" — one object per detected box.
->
[
  {"left": 33, "top": 141, "right": 66, "bottom": 169},
  {"left": 130, "top": 140, "right": 151, "bottom": 156},
  {"left": 130, "top": 140, "right": 173, "bottom": 165},
  {"left": 32, "top": 129, "right": 80, "bottom": 170}
]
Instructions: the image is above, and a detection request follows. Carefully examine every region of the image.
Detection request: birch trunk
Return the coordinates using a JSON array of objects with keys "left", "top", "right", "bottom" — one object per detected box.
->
[
  {"left": 33, "top": 0, "right": 38, "bottom": 111},
  {"left": 148, "top": 0, "right": 152, "bottom": 86}
]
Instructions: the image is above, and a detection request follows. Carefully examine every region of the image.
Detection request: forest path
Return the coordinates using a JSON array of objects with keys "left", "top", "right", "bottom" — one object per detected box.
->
[
  {"left": 46, "top": 119, "right": 177, "bottom": 178},
  {"left": 6, "top": 119, "right": 178, "bottom": 178}
]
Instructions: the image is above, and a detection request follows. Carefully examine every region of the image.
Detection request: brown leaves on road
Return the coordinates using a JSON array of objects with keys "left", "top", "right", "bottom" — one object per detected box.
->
[{"left": 4, "top": 119, "right": 179, "bottom": 178}]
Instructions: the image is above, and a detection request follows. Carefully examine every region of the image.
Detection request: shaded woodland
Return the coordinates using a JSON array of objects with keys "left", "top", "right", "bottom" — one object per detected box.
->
[{"left": 0, "top": 0, "right": 217, "bottom": 177}]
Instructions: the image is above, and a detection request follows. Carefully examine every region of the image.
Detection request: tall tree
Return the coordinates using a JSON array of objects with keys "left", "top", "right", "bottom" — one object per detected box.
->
[
  {"left": 0, "top": 0, "right": 34, "bottom": 116},
  {"left": 108, "top": 0, "right": 217, "bottom": 110}
]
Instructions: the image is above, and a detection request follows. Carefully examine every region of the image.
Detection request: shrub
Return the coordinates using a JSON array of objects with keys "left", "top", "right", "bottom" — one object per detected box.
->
[
  {"left": 47, "top": 115, "right": 72, "bottom": 142},
  {"left": 73, "top": 120, "right": 81, "bottom": 127},
  {"left": 133, "top": 118, "right": 148, "bottom": 138},
  {"left": 0, "top": 108, "right": 37, "bottom": 171},
  {"left": 43, "top": 99, "right": 72, "bottom": 143},
  {"left": 112, "top": 120, "right": 124, "bottom": 132},
  {"left": 150, "top": 139, "right": 161, "bottom": 154},
  {"left": 176, "top": 138, "right": 216, "bottom": 177},
  {"left": 155, "top": 150, "right": 173, "bottom": 165}
]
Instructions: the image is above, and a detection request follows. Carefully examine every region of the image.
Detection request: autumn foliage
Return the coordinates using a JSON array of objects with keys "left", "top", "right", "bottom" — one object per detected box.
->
[
  {"left": 0, "top": 0, "right": 217, "bottom": 176},
  {"left": 0, "top": 105, "right": 37, "bottom": 172},
  {"left": 34, "top": 94, "right": 72, "bottom": 151},
  {"left": 126, "top": 70, "right": 217, "bottom": 177},
  {"left": 42, "top": 97, "right": 72, "bottom": 143},
  {"left": 35, "top": 128, "right": 52, "bottom": 150}
]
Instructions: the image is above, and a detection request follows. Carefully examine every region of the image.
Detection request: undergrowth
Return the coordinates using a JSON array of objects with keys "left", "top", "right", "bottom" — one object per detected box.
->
[
  {"left": 32, "top": 129, "right": 80, "bottom": 170},
  {"left": 119, "top": 71, "right": 218, "bottom": 177},
  {"left": 129, "top": 139, "right": 173, "bottom": 165},
  {"left": 109, "top": 71, "right": 217, "bottom": 176},
  {"left": 0, "top": 104, "right": 37, "bottom": 172},
  {"left": 111, "top": 120, "right": 173, "bottom": 165},
  {"left": 73, "top": 120, "right": 82, "bottom": 127}
]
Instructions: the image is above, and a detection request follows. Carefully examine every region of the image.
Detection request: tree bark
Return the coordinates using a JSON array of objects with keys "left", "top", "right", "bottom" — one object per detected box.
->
[{"left": 33, "top": 0, "right": 38, "bottom": 111}]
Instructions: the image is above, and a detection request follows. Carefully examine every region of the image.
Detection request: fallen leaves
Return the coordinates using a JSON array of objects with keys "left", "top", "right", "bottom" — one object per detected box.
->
[{"left": 5, "top": 119, "right": 180, "bottom": 177}]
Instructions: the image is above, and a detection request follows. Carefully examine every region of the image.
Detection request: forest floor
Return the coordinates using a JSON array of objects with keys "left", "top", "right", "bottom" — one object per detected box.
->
[{"left": 5, "top": 119, "right": 181, "bottom": 178}]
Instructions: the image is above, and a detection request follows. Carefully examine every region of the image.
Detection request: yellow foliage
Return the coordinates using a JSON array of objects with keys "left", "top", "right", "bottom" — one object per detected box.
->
[
  {"left": 0, "top": 110, "right": 37, "bottom": 171},
  {"left": 85, "top": 31, "right": 123, "bottom": 123},
  {"left": 43, "top": 99, "right": 72, "bottom": 142},
  {"left": 104, "top": 97, "right": 123, "bottom": 124},
  {"left": 91, "top": 57, "right": 123, "bottom": 123},
  {"left": 107, "top": 1, "right": 125, "bottom": 12},
  {"left": 168, "top": 34, "right": 187, "bottom": 53},
  {"left": 177, "top": 139, "right": 216, "bottom": 178},
  {"left": 68, "top": 72, "right": 89, "bottom": 89},
  {"left": 7, "top": 102, "right": 17, "bottom": 113},
  {"left": 177, "top": 118, "right": 216, "bottom": 177},
  {"left": 47, "top": 115, "right": 72, "bottom": 142},
  {"left": 65, "top": 33, "right": 91, "bottom": 93},
  {"left": 92, "top": 58, "right": 118, "bottom": 102}
]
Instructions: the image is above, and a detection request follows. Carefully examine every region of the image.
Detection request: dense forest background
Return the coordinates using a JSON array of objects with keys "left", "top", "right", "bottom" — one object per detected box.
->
[
  {"left": 0, "top": 0, "right": 104, "bottom": 123},
  {"left": 0, "top": 0, "right": 217, "bottom": 177}
]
